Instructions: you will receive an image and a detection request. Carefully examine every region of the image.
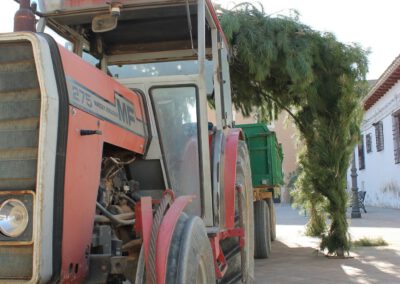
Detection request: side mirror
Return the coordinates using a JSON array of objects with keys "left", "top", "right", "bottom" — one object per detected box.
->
[{"left": 92, "top": 14, "right": 118, "bottom": 33}]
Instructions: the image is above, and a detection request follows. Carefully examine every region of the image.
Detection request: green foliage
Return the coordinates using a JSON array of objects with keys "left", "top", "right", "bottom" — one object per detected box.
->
[
  {"left": 286, "top": 168, "right": 300, "bottom": 193},
  {"left": 352, "top": 237, "right": 388, "bottom": 247},
  {"left": 290, "top": 159, "right": 327, "bottom": 237},
  {"left": 305, "top": 208, "right": 326, "bottom": 237},
  {"left": 220, "top": 3, "right": 369, "bottom": 256}
]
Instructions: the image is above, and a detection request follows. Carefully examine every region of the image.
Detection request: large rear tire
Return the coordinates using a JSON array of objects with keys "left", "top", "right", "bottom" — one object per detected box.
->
[
  {"left": 254, "top": 200, "right": 271, "bottom": 259},
  {"left": 222, "top": 141, "right": 255, "bottom": 283},
  {"left": 166, "top": 214, "right": 216, "bottom": 284}
]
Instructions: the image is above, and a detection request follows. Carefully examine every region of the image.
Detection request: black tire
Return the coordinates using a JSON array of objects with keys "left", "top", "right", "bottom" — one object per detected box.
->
[
  {"left": 134, "top": 246, "right": 145, "bottom": 283},
  {"left": 267, "top": 198, "right": 277, "bottom": 241},
  {"left": 221, "top": 141, "right": 255, "bottom": 283},
  {"left": 166, "top": 214, "right": 216, "bottom": 284},
  {"left": 254, "top": 200, "right": 271, "bottom": 259}
]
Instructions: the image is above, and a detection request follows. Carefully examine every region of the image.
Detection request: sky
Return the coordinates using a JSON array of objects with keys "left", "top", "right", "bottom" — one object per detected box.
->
[
  {"left": 215, "top": 0, "right": 400, "bottom": 80},
  {"left": 1, "top": 0, "right": 400, "bottom": 80}
]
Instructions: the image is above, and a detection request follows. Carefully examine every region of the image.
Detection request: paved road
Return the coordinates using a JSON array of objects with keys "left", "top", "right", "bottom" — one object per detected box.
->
[{"left": 254, "top": 204, "right": 400, "bottom": 284}]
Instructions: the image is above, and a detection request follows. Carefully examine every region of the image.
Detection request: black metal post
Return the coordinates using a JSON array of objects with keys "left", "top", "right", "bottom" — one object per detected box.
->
[{"left": 351, "top": 151, "right": 361, "bottom": 218}]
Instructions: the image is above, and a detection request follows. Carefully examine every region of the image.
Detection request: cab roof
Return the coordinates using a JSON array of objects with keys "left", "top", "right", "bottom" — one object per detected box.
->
[{"left": 35, "top": 0, "right": 228, "bottom": 60}]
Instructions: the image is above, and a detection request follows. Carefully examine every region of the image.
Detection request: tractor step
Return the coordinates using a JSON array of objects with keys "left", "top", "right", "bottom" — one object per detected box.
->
[
  {"left": 226, "top": 273, "right": 242, "bottom": 284},
  {"left": 224, "top": 244, "right": 241, "bottom": 261}
]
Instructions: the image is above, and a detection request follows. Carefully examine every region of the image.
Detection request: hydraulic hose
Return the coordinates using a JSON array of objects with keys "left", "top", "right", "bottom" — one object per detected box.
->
[
  {"left": 121, "top": 193, "right": 137, "bottom": 205},
  {"left": 96, "top": 202, "right": 135, "bottom": 226}
]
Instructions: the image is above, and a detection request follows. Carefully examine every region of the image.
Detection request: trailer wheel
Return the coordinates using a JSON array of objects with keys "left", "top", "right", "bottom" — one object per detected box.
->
[
  {"left": 267, "top": 199, "right": 277, "bottom": 241},
  {"left": 254, "top": 200, "right": 272, "bottom": 258},
  {"left": 166, "top": 214, "right": 216, "bottom": 284},
  {"left": 222, "top": 141, "right": 255, "bottom": 283}
]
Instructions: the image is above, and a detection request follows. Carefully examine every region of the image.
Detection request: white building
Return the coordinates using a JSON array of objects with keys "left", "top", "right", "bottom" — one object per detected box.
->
[{"left": 352, "top": 55, "right": 400, "bottom": 208}]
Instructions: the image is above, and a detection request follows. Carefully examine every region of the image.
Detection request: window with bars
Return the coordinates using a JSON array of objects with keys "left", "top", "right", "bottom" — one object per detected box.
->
[
  {"left": 366, "top": 133, "right": 372, "bottom": 153},
  {"left": 374, "top": 121, "right": 384, "bottom": 152},
  {"left": 358, "top": 134, "right": 365, "bottom": 170},
  {"left": 393, "top": 111, "right": 400, "bottom": 164}
]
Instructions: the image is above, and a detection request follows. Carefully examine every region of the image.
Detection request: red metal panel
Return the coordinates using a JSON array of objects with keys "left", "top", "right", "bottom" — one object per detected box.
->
[
  {"left": 205, "top": 0, "right": 229, "bottom": 47},
  {"left": 155, "top": 196, "right": 193, "bottom": 284},
  {"left": 209, "top": 228, "right": 245, "bottom": 279},
  {"left": 209, "top": 235, "right": 227, "bottom": 279},
  {"left": 59, "top": 46, "right": 147, "bottom": 155},
  {"left": 223, "top": 128, "right": 242, "bottom": 228},
  {"left": 136, "top": 197, "right": 153, "bottom": 270},
  {"left": 60, "top": 108, "right": 103, "bottom": 283}
]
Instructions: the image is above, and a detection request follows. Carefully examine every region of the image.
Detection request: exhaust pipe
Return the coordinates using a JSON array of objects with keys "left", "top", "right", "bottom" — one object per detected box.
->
[{"left": 14, "top": 0, "right": 36, "bottom": 32}]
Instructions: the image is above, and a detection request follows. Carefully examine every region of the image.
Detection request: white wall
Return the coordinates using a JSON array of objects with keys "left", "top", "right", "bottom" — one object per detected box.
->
[{"left": 350, "top": 81, "right": 400, "bottom": 208}]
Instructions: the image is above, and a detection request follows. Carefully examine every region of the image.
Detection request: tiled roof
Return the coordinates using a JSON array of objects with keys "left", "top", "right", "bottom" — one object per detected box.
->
[{"left": 364, "top": 54, "right": 400, "bottom": 110}]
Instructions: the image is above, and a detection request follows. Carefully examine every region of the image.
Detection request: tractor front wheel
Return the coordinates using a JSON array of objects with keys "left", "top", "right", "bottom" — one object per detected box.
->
[{"left": 166, "top": 214, "right": 216, "bottom": 284}]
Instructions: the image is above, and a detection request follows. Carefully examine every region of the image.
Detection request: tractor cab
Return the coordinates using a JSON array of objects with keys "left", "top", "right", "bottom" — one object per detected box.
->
[
  {"left": 35, "top": 0, "right": 233, "bottom": 225},
  {"left": 0, "top": 1, "right": 260, "bottom": 282}
]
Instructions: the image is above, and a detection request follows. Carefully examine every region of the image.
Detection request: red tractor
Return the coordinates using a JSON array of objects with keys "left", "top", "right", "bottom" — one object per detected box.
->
[{"left": 0, "top": 0, "right": 275, "bottom": 283}]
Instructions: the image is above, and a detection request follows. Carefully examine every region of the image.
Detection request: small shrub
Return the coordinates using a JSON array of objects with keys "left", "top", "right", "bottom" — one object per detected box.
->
[{"left": 352, "top": 237, "right": 388, "bottom": 247}]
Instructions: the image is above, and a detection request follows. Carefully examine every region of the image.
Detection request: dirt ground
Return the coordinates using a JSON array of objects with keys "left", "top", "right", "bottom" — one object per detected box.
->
[{"left": 254, "top": 204, "right": 400, "bottom": 284}]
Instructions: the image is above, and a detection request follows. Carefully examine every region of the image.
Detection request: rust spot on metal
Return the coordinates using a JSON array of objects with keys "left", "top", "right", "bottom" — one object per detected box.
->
[
  {"left": 0, "top": 148, "right": 38, "bottom": 161},
  {"left": 0, "top": 245, "right": 33, "bottom": 278},
  {"left": 0, "top": 117, "right": 39, "bottom": 131},
  {"left": 0, "top": 59, "right": 35, "bottom": 73},
  {"left": 14, "top": 0, "right": 36, "bottom": 32},
  {"left": 0, "top": 190, "right": 35, "bottom": 196},
  {"left": 253, "top": 188, "right": 273, "bottom": 201},
  {"left": 122, "top": 238, "right": 142, "bottom": 251},
  {"left": 0, "top": 178, "right": 36, "bottom": 191},
  {"left": 0, "top": 88, "right": 40, "bottom": 103}
]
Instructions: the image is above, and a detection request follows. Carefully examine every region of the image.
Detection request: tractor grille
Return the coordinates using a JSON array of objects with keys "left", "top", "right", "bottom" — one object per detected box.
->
[
  {"left": 0, "top": 42, "right": 40, "bottom": 192},
  {"left": 0, "top": 41, "right": 39, "bottom": 280}
]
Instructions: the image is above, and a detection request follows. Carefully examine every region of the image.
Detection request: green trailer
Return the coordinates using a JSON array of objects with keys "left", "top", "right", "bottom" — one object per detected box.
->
[
  {"left": 236, "top": 123, "right": 284, "bottom": 259},
  {"left": 237, "top": 123, "right": 284, "bottom": 188}
]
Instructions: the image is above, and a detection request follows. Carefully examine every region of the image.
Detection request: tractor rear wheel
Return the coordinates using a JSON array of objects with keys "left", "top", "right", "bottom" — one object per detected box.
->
[
  {"left": 221, "top": 141, "right": 254, "bottom": 283},
  {"left": 254, "top": 200, "right": 272, "bottom": 258},
  {"left": 166, "top": 214, "right": 216, "bottom": 284},
  {"left": 134, "top": 246, "right": 145, "bottom": 283}
]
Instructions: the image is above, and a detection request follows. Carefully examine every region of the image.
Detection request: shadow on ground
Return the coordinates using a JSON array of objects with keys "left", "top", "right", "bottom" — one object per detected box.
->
[
  {"left": 255, "top": 240, "right": 400, "bottom": 284},
  {"left": 254, "top": 204, "right": 400, "bottom": 283}
]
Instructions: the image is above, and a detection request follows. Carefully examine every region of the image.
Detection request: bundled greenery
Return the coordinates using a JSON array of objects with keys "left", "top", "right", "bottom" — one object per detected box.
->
[
  {"left": 291, "top": 156, "right": 327, "bottom": 237},
  {"left": 219, "top": 3, "right": 369, "bottom": 256}
]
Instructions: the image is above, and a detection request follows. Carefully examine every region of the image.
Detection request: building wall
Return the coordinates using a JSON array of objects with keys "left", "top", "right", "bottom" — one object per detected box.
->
[{"left": 352, "top": 81, "right": 400, "bottom": 208}]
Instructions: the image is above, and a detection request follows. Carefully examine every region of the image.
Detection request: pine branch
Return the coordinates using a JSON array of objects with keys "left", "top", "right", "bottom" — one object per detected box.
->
[{"left": 259, "top": 89, "right": 305, "bottom": 132}]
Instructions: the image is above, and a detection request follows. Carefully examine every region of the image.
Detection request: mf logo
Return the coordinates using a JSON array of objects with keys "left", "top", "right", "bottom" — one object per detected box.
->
[{"left": 116, "top": 94, "right": 136, "bottom": 126}]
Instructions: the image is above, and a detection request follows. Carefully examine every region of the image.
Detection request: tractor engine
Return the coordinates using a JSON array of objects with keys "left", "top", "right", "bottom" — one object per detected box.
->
[
  {"left": 90, "top": 153, "right": 143, "bottom": 283},
  {"left": 97, "top": 155, "right": 138, "bottom": 211}
]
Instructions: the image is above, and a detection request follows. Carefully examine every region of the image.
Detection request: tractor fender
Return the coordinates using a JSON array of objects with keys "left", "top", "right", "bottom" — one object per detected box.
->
[
  {"left": 155, "top": 195, "right": 194, "bottom": 284},
  {"left": 223, "top": 128, "right": 244, "bottom": 229}
]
